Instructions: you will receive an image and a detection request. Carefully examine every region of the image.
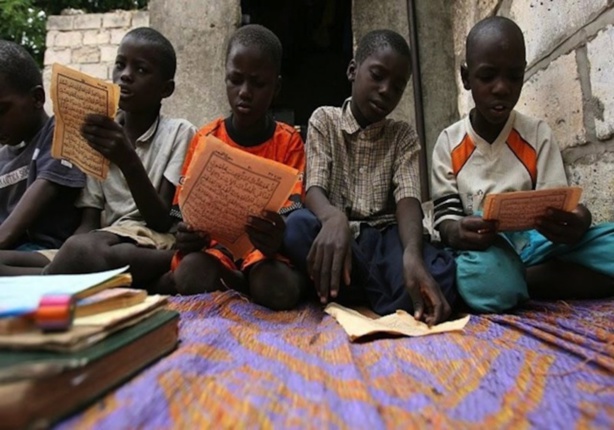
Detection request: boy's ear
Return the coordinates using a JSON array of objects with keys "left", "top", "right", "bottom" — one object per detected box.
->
[
  {"left": 460, "top": 63, "right": 470, "bottom": 90},
  {"left": 346, "top": 59, "right": 357, "bottom": 82},
  {"left": 30, "top": 85, "right": 45, "bottom": 109},
  {"left": 275, "top": 75, "right": 282, "bottom": 97},
  {"left": 161, "top": 79, "right": 175, "bottom": 99}
]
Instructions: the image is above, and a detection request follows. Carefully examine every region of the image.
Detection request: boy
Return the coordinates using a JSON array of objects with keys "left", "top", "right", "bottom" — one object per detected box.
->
[
  {"left": 44, "top": 27, "right": 196, "bottom": 285},
  {"left": 162, "top": 24, "right": 306, "bottom": 311},
  {"left": 431, "top": 16, "right": 614, "bottom": 313},
  {"left": 283, "top": 29, "right": 456, "bottom": 325},
  {"left": 0, "top": 40, "right": 85, "bottom": 274}
]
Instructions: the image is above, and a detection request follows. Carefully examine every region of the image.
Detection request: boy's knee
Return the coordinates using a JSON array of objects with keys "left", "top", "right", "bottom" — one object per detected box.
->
[
  {"left": 456, "top": 247, "right": 528, "bottom": 313},
  {"left": 174, "top": 252, "right": 221, "bottom": 295},
  {"left": 283, "top": 209, "right": 322, "bottom": 272},
  {"left": 249, "top": 260, "right": 303, "bottom": 311},
  {"left": 284, "top": 210, "right": 320, "bottom": 245},
  {"left": 423, "top": 243, "right": 457, "bottom": 306}
]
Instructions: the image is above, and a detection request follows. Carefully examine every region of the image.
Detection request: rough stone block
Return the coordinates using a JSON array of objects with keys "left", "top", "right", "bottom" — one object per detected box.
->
[
  {"left": 73, "top": 14, "right": 103, "bottom": 30},
  {"left": 53, "top": 31, "right": 82, "bottom": 48},
  {"left": 131, "top": 11, "right": 150, "bottom": 28},
  {"left": 82, "top": 29, "right": 110, "bottom": 45},
  {"left": 518, "top": 52, "right": 586, "bottom": 150},
  {"left": 72, "top": 46, "right": 100, "bottom": 64},
  {"left": 45, "top": 30, "right": 58, "bottom": 47},
  {"left": 108, "top": 64, "right": 116, "bottom": 80},
  {"left": 44, "top": 48, "right": 71, "bottom": 66},
  {"left": 47, "top": 15, "right": 73, "bottom": 31},
  {"left": 103, "top": 11, "right": 132, "bottom": 28},
  {"left": 587, "top": 25, "right": 614, "bottom": 141},
  {"left": 110, "top": 29, "right": 128, "bottom": 45},
  {"left": 566, "top": 151, "right": 614, "bottom": 223},
  {"left": 510, "top": 0, "right": 608, "bottom": 65},
  {"left": 100, "top": 45, "right": 118, "bottom": 63},
  {"left": 80, "top": 64, "right": 109, "bottom": 80}
]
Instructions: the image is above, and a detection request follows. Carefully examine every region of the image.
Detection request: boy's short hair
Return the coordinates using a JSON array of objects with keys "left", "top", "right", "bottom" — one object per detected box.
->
[
  {"left": 226, "top": 24, "right": 282, "bottom": 74},
  {"left": 465, "top": 16, "right": 525, "bottom": 66},
  {"left": 355, "top": 29, "right": 411, "bottom": 65},
  {"left": 123, "top": 27, "right": 177, "bottom": 80},
  {"left": 0, "top": 40, "right": 42, "bottom": 94}
]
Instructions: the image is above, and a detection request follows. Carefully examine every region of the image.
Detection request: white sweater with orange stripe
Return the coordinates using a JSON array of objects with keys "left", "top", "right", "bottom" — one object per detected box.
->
[{"left": 431, "top": 110, "right": 568, "bottom": 229}]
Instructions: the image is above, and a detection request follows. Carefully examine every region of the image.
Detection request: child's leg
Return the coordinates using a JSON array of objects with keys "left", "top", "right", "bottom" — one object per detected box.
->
[
  {"left": 173, "top": 252, "right": 246, "bottom": 295},
  {"left": 46, "top": 232, "right": 174, "bottom": 286},
  {"left": 46, "top": 232, "right": 122, "bottom": 274},
  {"left": 0, "top": 251, "right": 50, "bottom": 276},
  {"left": 354, "top": 225, "right": 456, "bottom": 316},
  {"left": 523, "top": 223, "right": 614, "bottom": 298},
  {"left": 527, "top": 260, "right": 614, "bottom": 299},
  {"left": 455, "top": 236, "right": 528, "bottom": 313},
  {"left": 248, "top": 260, "right": 307, "bottom": 310},
  {"left": 282, "top": 209, "right": 322, "bottom": 275}
]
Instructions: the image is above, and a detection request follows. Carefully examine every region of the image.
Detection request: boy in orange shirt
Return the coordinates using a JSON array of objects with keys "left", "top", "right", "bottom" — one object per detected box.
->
[{"left": 159, "top": 25, "right": 306, "bottom": 311}]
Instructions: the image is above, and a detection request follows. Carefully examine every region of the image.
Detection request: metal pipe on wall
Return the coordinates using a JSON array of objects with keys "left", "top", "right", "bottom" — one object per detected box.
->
[{"left": 406, "top": 0, "right": 430, "bottom": 201}]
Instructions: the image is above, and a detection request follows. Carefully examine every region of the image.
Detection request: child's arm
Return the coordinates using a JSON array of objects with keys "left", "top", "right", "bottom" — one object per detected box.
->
[
  {"left": 396, "top": 197, "right": 451, "bottom": 325},
  {"left": 73, "top": 208, "right": 102, "bottom": 235},
  {"left": 305, "top": 186, "right": 352, "bottom": 304},
  {"left": 431, "top": 129, "right": 498, "bottom": 250},
  {"left": 81, "top": 114, "right": 173, "bottom": 232},
  {"left": 532, "top": 121, "right": 590, "bottom": 244},
  {"left": 536, "top": 204, "right": 591, "bottom": 245},
  {"left": 0, "top": 179, "right": 62, "bottom": 249},
  {"left": 438, "top": 217, "right": 498, "bottom": 250},
  {"left": 246, "top": 131, "right": 306, "bottom": 258}
]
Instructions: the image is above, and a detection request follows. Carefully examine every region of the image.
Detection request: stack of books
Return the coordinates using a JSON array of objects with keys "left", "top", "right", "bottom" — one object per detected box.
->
[{"left": 0, "top": 267, "right": 179, "bottom": 429}]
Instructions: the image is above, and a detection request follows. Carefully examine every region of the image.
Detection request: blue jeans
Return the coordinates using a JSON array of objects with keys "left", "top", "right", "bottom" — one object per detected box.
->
[{"left": 283, "top": 209, "right": 457, "bottom": 315}]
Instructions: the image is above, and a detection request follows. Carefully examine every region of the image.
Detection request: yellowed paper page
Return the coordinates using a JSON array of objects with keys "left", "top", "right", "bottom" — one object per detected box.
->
[
  {"left": 179, "top": 135, "right": 300, "bottom": 258},
  {"left": 324, "top": 303, "right": 470, "bottom": 341},
  {"left": 50, "top": 63, "right": 120, "bottom": 179},
  {"left": 482, "top": 186, "right": 582, "bottom": 231}
]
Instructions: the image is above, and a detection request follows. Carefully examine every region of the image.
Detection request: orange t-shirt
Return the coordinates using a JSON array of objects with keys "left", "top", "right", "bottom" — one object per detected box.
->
[{"left": 171, "top": 117, "right": 305, "bottom": 270}]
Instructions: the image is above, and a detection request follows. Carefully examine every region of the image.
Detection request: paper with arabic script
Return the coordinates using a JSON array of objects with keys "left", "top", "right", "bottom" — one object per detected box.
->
[
  {"left": 50, "top": 63, "right": 120, "bottom": 180},
  {"left": 179, "top": 135, "right": 300, "bottom": 259},
  {"left": 324, "top": 303, "right": 470, "bottom": 341},
  {"left": 483, "top": 186, "right": 582, "bottom": 231}
]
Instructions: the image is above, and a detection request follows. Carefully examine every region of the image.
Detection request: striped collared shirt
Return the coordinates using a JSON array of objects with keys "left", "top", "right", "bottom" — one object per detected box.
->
[{"left": 306, "top": 98, "right": 421, "bottom": 237}]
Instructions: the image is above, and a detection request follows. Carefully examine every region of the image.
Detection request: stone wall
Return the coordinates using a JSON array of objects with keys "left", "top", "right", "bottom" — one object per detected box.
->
[
  {"left": 43, "top": 9, "right": 149, "bottom": 112},
  {"left": 450, "top": 1, "right": 614, "bottom": 222}
]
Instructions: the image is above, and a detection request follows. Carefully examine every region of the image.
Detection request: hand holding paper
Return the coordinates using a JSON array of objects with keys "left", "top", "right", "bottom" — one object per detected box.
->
[
  {"left": 483, "top": 186, "right": 582, "bottom": 232},
  {"left": 178, "top": 135, "right": 300, "bottom": 258},
  {"left": 80, "top": 114, "right": 137, "bottom": 170},
  {"left": 535, "top": 204, "right": 591, "bottom": 245},
  {"left": 50, "top": 63, "right": 120, "bottom": 180}
]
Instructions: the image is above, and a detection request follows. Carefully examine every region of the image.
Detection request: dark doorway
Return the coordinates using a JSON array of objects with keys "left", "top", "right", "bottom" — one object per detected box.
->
[{"left": 241, "top": 0, "right": 352, "bottom": 134}]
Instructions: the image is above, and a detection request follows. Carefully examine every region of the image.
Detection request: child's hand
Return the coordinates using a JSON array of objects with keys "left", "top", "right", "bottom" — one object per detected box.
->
[
  {"left": 403, "top": 250, "right": 451, "bottom": 326},
  {"left": 246, "top": 210, "right": 285, "bottom": 258},
  {"left": 535, "top": 204, "right": 591, "bottom": 245},
  {"left": 175, "top": 222, "right": 210, "bottom": 255},
  {"left": 445, "top": 216, "right": 498, "bottom": 250},
  {"left": 80, "top": 114, "right": 138, "bottom": 169},
  {"left": 307, "top": 213, "right": 352, "bottom": 304}
]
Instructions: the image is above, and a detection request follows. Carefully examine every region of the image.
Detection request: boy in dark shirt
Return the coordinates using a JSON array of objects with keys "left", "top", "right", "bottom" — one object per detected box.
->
[{"left": 0, "top": 40, "right": 85, "bottom": 274}]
